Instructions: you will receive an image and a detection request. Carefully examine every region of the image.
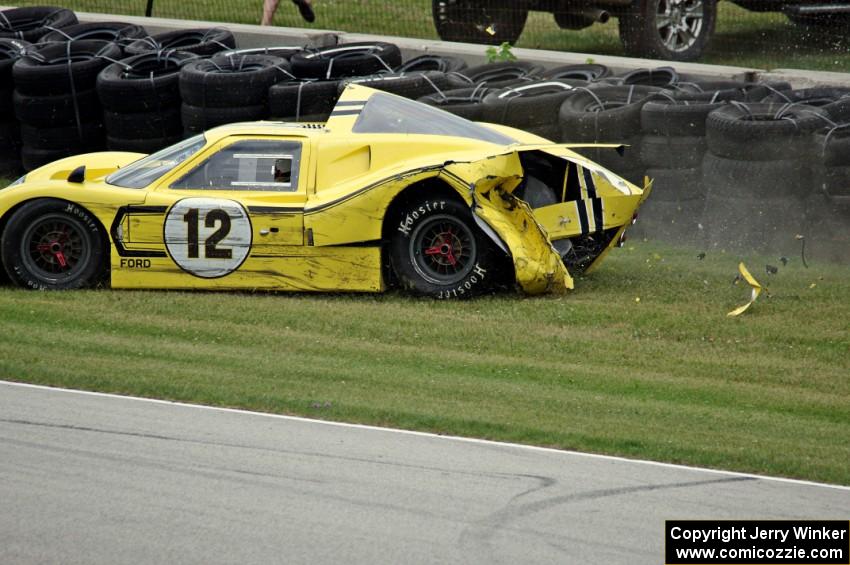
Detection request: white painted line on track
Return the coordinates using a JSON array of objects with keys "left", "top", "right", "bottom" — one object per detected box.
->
[{"left": 3, "top": 379, "right": 848, "bottom": 492}]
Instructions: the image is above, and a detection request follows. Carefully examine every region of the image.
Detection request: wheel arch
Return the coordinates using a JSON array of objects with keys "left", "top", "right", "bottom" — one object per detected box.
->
[
  {"left": 0, "top": 197, "right": 112, "bottom": 277},
  {"left": 379, "top": 176, "right": 514, "bottom": 289}
]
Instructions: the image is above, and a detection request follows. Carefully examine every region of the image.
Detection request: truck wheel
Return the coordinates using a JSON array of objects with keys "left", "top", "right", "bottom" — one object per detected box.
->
[
  {"left": 618, "top": 0, "right": 716, "bottom": 61},
  {"left": 432, "top": 0, "right": 528, "bottom": 45}
]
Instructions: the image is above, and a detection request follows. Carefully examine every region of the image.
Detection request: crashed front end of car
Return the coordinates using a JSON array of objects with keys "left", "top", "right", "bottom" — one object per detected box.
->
[{"left": 441, "top": 145, "right": 650, "bottom": 295}]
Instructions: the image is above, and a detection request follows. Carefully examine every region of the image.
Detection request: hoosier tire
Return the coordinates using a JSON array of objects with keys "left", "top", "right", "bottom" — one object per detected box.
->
[
  {"left": 389, "top": 198, "right": 498, "bottom": 299},
  {"left": 1, "top": 198, "right": 107, "bottom": 289}
]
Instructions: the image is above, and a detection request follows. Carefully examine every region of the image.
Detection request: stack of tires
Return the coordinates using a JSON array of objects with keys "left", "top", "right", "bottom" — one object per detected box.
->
[
  {"left": 635, "top": 96, "right": 723, "bottom": 242},
  {"left": 0, "top": 6, "right": 77, "bottom": 42},
  {"left": 481, "top": 79, "right": 587, "bottom": 141},
  {"left": 124, "top": 28, "right": 235, "bottom": 57},
  {"left": 269, "top": 42, "right": 401, "bottom": 122},
  {"left": 701, "top": 102, "right": 828, "bottom": 251},
  {"left": 558, "top": 85, "right": 663, "bottom": 184},
  {"left": 98, "top": 51, "right": 196, "bottom": 153},
  {"left": 417, "top": 85, "right": 496, "bottom": 121},
  {"left": 0, "top": 38, "right": 30, "bottom": 174},
  {"left": 38, "top": 21, "right": 147, "bottom": 45},
  {"left": 804, "top": 94, "right": 850, "bottom": 261},
  {"left": 12, "top": 39, "right": 121, "bottom": 170},
  {"left": 181, "top": 54, "right": 292, "bottom": 135}
]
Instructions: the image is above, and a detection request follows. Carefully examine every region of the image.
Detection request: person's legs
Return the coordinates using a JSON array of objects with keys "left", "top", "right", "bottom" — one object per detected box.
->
[{"left": 261, "top": 0, "right": 280, "bottom": 25}]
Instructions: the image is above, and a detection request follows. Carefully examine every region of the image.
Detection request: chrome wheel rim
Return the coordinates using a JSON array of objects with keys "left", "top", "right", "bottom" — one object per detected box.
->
[{"left": 655, "top": 0, "right": 704, "bottom": 53}]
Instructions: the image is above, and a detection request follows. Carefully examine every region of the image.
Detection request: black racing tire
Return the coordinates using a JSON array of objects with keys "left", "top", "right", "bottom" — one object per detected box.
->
[
  {"left": 0, "top": 38, "right": 32, "bottom": 85},
  {"left": 107, "top": 134, "right": 182, "bottom": 153},
  {"left": 705, "top": 102, "right": 829, "bottom": 161},
  {"left": 814, "top": 128, "right": 850, "bottom": 167},
  {"left": 124, "top": 28, "right": 236, "bottom": 57},
  {"left": 641, "top": 98, "right": 725, "bottom": 136},
  {"left": 417, "top": 86, "right": 494, "bottom": 121},
  {"left": 0, "top": 7, "right": 77, "bottom": 42},
  {"left": 96, "top": 51, "right": 196, "bottom": 113},
  {"left": 760, "top": 87, "right": 850, "bottom": 106},
  {"left": 542, "top": 63, "right": 609, "bottom": 81},
  {"left": 481, "top": 80, "right": 584, "bottom": 131},
  {"left": 342, "top": 71, "right": 451, "bottom": 100},
  {"left": 618, "top": 0, "right": 716, "bottom": 61},
  {"left": 12, "top": 40, "right": 122, "bottom": 96},
  {"left": 181, "top": 103, "right": 267, "bottom": 134},
  {"left": 824, "top": 97, "right": 850, "bottom": 123},
  {"left": 389, "top": 197, "right": 498, "bottom": 298},
  {"left": 459, "top": 61, "right": 544, "bottom": 87},
  {"left": 640, "top": 135, "right": 706, "bottom": 169},
  {"left": 616, "top": 66, "right": 679, "bottom": 87},
  {"left": 104, "top": 107, "right": 182, "bottom": 139},
  {"left": 268, "top": 79, "right": 341, "bottom": 119},
  {"left": 1, "top": 198, "right": 107, "bottom": 289},
  {"left": 20, "top": 121, "right": 104, "bottom": 150},
  {"left": 290, "top": 42, "right": 402, "bottom": 79},
  {"left": 396, "top": 54, "right": 468, "bottom": 74},
  {"left": 432, "top": 0, "right": 528, "bottom": 45},
  {"left": 558, "top": 85, "right": 664, "bottom": 142},
  {"left": 38, "top": 22, "right": 147, "bottom": 45},
  {"left": 179, "top": 54, "right": 291, "bottom": 107},
  {"left": 644, "top": 167, "right": 703, "bottom": 201},
  {"left": 13, "top": 89, "right": 101, "bottom": 127},
  {"left": 701, "top": 152, "right": 812, "bottom": 199}
]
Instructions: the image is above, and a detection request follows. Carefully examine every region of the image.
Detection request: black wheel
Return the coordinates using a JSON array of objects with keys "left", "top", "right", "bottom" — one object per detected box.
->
[
  {"left": 389, "top": 198, "right": 498, "bottom": 298},
  {"left": 1, "top": 199, "right": 107, "bottom": 289},
  {"left": 432, "top": 0, "right": 528, "bottom": 45},
  {"left": 618, "top": 0, "right": 716, "bottom": 61}
]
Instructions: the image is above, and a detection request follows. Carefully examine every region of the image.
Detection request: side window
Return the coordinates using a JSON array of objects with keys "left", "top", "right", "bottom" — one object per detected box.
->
[{"left": 170, "top": 139, "right": 302, "bottom": 191}]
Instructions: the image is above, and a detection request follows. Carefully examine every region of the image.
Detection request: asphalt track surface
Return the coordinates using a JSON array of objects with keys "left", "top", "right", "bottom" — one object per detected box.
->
[{"left": 1, "top": 381, "right": 848, "bottom": 565}]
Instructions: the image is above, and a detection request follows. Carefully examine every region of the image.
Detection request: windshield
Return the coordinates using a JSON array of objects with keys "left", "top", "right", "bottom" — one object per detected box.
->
[
  {"left": 351, "top": 92, "right": 517, "bottom": 146},
  {"left": 106, "top": 134, "right": 207, "bottom": 189}
]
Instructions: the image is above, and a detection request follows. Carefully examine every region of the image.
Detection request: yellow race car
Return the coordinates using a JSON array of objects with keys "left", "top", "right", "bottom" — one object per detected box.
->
[{"left": 0, "top": 84, "right": 649, "bottom": 298}]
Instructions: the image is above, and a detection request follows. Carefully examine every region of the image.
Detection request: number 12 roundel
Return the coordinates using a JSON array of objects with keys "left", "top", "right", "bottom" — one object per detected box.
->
[{"left": 164, "top": 198, "right": 252, "bottom": 278}]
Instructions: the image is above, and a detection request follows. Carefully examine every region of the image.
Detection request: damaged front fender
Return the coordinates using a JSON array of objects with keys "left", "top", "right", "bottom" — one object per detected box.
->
[{"left": 442, "top": 153, "right": 574, "bottom": 295}]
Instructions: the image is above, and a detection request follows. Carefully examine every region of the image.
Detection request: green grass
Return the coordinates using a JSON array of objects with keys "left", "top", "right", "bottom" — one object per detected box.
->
[
  {"left": 1, "top": 241, "right": 848, "bottom": 485},
  {"left": 13, "top": 0, "right": 850, "bottom": 71}
]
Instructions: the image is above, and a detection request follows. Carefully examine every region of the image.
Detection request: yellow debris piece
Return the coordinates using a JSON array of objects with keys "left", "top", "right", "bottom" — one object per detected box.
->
[{"left": 727, "top": 262, "right": 765, "bottom": 317}]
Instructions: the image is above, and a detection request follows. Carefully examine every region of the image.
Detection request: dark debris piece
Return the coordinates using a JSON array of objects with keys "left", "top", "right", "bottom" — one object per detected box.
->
[{"left": 766, "top": 264, "right": 778, "bottom": 275}]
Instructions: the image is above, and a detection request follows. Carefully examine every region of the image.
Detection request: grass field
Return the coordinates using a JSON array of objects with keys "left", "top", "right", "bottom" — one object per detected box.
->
[
  {"left": 11, "top": 0, "right": 850, "bottom": 71},
  {"left": 1, "top": 241, "right": 848, "bottom": 485}
]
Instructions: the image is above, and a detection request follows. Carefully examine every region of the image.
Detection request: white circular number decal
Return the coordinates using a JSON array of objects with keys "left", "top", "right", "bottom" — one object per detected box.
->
[{"left": 164, "top": 198, "right": 252, "bottom": 278}]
